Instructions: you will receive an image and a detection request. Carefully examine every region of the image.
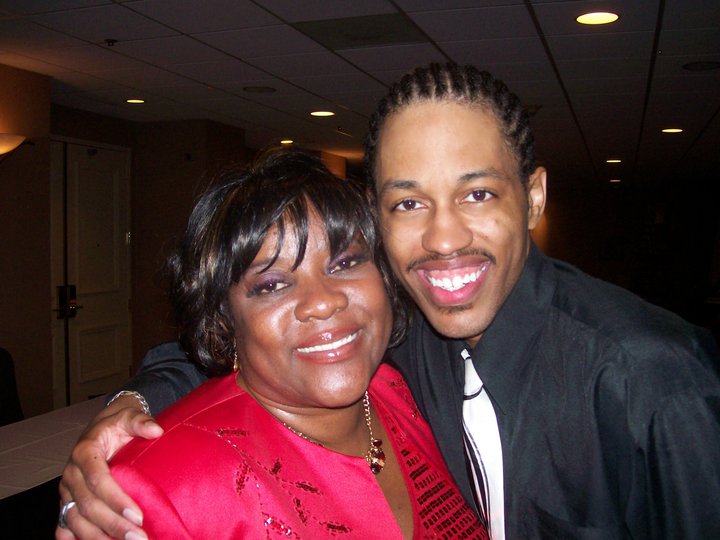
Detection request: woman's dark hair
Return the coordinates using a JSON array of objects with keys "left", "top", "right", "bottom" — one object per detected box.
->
[
  {"left": 365, "top": 62, "right": 536, "bottom": 186},
  {"left": 168, "top": 148, "right": 408, "bottom": 375}
]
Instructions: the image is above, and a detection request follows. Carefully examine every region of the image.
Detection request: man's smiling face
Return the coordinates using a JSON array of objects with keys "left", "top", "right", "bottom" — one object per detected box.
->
[{"left": 375, "top": 100, "right": 546, "bottom": 347}]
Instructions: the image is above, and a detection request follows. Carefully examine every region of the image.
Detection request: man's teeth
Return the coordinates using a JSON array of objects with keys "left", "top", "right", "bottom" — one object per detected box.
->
[
  {"left": 297, "top": 332, "right": 358, "bottom": 353},
  {"left": 428, "top": 269, "right": 484, "bottom": 292}
]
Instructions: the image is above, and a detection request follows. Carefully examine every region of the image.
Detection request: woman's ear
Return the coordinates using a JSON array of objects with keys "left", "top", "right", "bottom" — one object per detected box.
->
[{"left": 527, "top": 166, "right": 547, "bottom": 230}]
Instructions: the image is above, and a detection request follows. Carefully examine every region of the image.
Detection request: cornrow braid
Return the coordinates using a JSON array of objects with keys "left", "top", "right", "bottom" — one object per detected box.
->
[{"left": 365, "top": 62, "right": 535, "bottom": 188}]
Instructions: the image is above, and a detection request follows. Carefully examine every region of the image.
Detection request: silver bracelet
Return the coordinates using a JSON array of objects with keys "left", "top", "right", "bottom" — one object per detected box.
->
[{"left": 107, "top": 390, "right": 151, "bottom": 416}]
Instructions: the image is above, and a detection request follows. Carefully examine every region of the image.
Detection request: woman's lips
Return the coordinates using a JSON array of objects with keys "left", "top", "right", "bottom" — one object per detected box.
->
[{"left": 296, "top": 331, "right": 359, "bottom": 354}]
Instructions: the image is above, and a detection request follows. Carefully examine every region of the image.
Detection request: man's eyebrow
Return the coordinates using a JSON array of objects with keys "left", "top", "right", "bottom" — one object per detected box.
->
[
  {"left": 379, "top": 167, "right": 508, "bottom": 196},
  {"left": 459, "top": 167, "right": 506, "bottom": 183},
  {"left": 378, "top": 179, "right": 417, "bottom": 196}
]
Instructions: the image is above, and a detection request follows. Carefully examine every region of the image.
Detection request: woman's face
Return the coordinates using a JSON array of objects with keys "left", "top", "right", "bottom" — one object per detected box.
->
[{"left": 229, "top": 210, "right": 393, "bottom": 411}]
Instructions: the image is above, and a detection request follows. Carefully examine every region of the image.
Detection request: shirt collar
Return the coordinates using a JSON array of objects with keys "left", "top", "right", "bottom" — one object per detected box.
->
[{"left": 460, "top": 242, "right": 556, "bottom": 415}]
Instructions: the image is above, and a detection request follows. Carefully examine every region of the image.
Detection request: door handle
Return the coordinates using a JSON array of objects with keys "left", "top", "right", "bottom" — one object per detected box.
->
[{"left": 54, "top": 285, "right": 83, "bottom": 319}]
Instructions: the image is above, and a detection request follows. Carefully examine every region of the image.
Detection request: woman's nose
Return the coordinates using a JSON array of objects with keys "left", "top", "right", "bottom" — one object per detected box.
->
[
  {"left": 294, "top": 278, "right": 349, "bottom": 322},
  {"left": 421, "top": 206, "right": 473, "bottom": 255}
]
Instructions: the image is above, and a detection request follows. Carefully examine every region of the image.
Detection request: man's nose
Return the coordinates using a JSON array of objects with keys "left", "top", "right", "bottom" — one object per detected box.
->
[{"left": 421, "top": 206, "right": 473, "bottom": 255}]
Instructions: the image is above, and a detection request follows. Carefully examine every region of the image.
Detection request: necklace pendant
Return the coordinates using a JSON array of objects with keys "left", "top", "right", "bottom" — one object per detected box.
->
[{"left": 367, "top": 438, "right": 386, "bottom": 474}]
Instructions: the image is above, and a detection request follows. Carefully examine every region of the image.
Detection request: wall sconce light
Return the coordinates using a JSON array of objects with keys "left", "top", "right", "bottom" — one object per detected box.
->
[{"left": 0, "top": 134, "right": 26, "bottom": 155}]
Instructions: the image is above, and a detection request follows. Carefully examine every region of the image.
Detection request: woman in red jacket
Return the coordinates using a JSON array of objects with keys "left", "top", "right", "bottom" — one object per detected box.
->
[{"left": 106, "top": 149, "right": 487, "bottom": 539}]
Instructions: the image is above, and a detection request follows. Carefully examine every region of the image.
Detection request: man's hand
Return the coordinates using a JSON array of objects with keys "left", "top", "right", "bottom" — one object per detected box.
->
[{"left": 55, "top": 395, "right": 163, "bottom": 540}]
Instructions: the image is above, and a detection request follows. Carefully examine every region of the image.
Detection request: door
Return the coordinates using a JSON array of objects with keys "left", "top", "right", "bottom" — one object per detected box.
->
[{"left": 51, "top": 140, "right": 132, "bottom": 407}]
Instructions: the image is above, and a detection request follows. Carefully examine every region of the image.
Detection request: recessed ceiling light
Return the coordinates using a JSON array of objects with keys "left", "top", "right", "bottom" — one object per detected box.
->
[
  {"left": 606, "top": 159, "right": 622, "bottom": 163},
  {"left": 280, "top": 139, "right": 294, "bottom": 145},
  {"left": 310, "top": 111, "right": 335, "bottom": 117},
  {"left": 682, "top": 61, "right": 720, "bottom": 71},
  {"left": 576, "top": 12, "right": 619, "bottom": 25},
  {"left": 609, "top": 179, "right": 622, "bottom": 183},
  {"left": 126, "top": 99, "right": 145, "bottom": 104},
  {"left": 662, "top": 128, "right": 683, "bottom": 133},
  {"left": 243, "top": 86, "right": 276, "bottom": 93}
]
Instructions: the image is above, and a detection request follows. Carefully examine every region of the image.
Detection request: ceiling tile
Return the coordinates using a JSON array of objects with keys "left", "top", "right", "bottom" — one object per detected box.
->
[
  {"left": 169, "top": 59, "right": 268, "bottom": 84},
  {"left": 196, "top": 25, "right": 324, "bottom": 59},
  {"left": 662, "top": 0, "right": 720, "bottom": 30},
  {"left": 215, "top": 77, "right": 309, "bottom": 97},
  {"left": 0, "top": 0, "right": 111, "bottom": 15},
  {"left": 292, "top": 13, "right": 426, "bottom": 51},
  {"left": 507, "top": 77, "right": 566, "bottom": 107},
  {"left": 658, "top": 28, "right": 720, "bottom": 56},
  {"left": 114, "top": 35, "right": 230, "bottom": 66},
  {"left": 547, "top": 32, "right": 655, "bottom": 61},
  {"left": 652, "top": 74, "right": 720, "bottom": 95},
  {"left": 90, "top": 65, "right": 193, "bottom": 88},
  {"left": 0, "top": 18, "right": 83, "bottom": 51},
  {"left": 654, "top": 53, "right": 720, "bottom": 77},
  {"left": 29, "top": 4, "right": 179, "bottom": 42},
  {"left": 255, "top": 0, "right": 394, "bottom": 22},
  {"left": 409, "top": 4, "right": 537, "bottom": 41},
  {"left": 564, "top": 76, "right": 646, "bottom": 95},
  {"left": 572, "top": 93, "right": 645, "bottom": 116},
  {"left": 288, "top": 72, "right": 385, "bottom": 95},
  {"left": 339, "top": 43, "right": 444, "bottom": 73},
  {"left": 21, "top": 44, "right": 150, "bottom": 72},
  {"left": 145, "top": 80, "right": 229, "bottom": 102},
  {"left": 441, "top": 36, "right": 547, "bottom": 65},
  {"left": 249, "top": 51, "right": 354, "bottom": 78},
  {"left": 128, "top": 0, "right": 279, "bottom": 33},
  {"left": 397, "top": 0, "right": 524, "bottom": 11},
  {"left": 556, "top": 58, "right": 650, "bottom": 80},
  {"left": 52, "top": 71, "right": 137, "bottom": 93}
]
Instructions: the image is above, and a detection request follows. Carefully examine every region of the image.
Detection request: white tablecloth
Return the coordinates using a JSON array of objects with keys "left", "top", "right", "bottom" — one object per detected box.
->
[{"left": 0, "top": 397, "right": 104, "bottom": 499}]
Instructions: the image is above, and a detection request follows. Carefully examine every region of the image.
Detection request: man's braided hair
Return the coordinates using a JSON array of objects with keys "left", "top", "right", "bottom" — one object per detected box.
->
[{"left": 364, "top": 62, "right": 536, "bottom": 187}]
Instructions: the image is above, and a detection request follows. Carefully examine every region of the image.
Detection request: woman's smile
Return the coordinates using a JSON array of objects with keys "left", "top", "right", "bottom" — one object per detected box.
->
[{"left": 296, "top": 329, "right": 360, "bottom": 354}]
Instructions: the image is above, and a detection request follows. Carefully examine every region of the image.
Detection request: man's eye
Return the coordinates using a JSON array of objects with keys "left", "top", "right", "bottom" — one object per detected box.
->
[
  {"left": 393, "top": 199, "right": 422, "bottom": 212},
  {"left": 465, "top": 190, "right": 494, "bottom": 203}
]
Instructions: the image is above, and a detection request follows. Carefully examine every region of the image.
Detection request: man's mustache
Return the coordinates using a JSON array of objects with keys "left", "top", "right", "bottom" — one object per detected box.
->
[{"left": 405, "top": 249, "right": 496, "bottom": 273}]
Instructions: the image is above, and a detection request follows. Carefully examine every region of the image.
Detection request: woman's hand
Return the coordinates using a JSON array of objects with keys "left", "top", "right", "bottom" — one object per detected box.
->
[{"left": 55, "top": 395, "right": 163, "bottom": 540}]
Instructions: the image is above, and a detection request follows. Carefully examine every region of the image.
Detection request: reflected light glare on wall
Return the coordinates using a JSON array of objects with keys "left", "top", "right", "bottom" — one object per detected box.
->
[{"left": 0, "top": 134, "right": 26, "bottom": 155}]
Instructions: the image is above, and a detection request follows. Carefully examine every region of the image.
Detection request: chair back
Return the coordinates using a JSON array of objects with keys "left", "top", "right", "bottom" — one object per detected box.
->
[{"left": 0, "top": 348, "right": 24, "bottom": 426}]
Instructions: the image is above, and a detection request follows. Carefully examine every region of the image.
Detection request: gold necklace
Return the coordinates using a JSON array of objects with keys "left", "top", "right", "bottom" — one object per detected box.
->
[{"left": 281, "top": 391, "right": 386, "bottom": 475}]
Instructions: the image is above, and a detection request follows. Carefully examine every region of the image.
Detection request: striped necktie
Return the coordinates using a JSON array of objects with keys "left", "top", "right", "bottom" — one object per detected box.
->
[{"left": 462, "top": 348, "right": 505, "bottom": 540}]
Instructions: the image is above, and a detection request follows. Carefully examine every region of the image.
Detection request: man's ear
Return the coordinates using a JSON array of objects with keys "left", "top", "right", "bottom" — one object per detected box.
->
[{"left": 526, "top": 166, "right": 547, "bottom": 230}]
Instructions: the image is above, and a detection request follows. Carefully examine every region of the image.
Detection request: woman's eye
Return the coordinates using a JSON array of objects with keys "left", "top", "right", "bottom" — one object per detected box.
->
[
  {"left": 392, "top": 199, "right": 423, "bottom": 212},
  {"left": 330, "top": 252, "right": 369, "bottom": 274},
  {"left": 249, "top": 279, "right": 289, "bottom": 296},
  {"left": 464, "top": 189, "right": 495, "bottom": 203}
]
